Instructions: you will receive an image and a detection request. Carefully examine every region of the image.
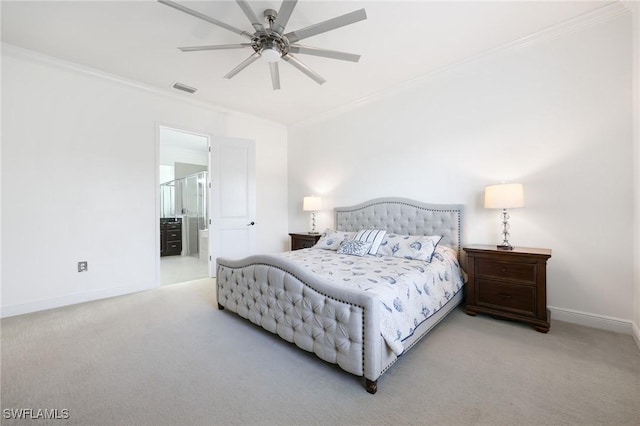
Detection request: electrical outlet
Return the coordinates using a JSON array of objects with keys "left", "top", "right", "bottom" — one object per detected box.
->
[{"left": 78, "top": 261, "right": 88, "bottom": 272}]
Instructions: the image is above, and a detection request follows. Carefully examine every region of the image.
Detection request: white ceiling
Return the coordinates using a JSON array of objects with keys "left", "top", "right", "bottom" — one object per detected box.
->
[{"left": 1, "top": 0, "right": 612, "bottom": 125}]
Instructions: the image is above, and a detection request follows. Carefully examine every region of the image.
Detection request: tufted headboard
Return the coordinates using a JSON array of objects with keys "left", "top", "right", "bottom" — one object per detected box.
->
[{"left": 335, "top": 198, "right": 464, "bottom": 256}]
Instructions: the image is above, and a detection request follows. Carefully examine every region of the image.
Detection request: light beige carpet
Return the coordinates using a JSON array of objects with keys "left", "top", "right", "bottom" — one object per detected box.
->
[{"left": 1, "top": 278, "right": 639, "bottom": 425}]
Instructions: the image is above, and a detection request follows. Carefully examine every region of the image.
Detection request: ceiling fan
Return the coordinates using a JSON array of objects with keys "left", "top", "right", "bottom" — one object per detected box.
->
[{"left": 158, "top": 0, "right": 367, "bottom": 90}]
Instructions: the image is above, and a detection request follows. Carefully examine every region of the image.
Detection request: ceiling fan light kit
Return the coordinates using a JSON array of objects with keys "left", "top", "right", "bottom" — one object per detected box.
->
[{"left": 159, "top": 0, "right": 367, "bottom": 90}]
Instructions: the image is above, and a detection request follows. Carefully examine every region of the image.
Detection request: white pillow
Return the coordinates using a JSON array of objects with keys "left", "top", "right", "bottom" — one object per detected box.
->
[
  {"left": 337, "top": 240, "right": 373, "bottom": 257},
  {"left": 353, "top": 229, "right": 387, "bottom": 255},
  {"left": 377, "top": 234, "right": 442, "bottom": 262},
  {"left": 314, "top": 229, "right": 355, "bottom": 250}
]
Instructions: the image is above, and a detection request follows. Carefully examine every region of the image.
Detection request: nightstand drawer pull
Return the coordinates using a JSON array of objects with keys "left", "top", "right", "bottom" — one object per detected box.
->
[{"left": 498, "top": 293, "right": 512, "bottom": 299}]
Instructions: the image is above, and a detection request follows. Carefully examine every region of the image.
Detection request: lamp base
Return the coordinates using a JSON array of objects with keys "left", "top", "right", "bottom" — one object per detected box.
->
[{"left": 496, "top": 244, "right": 514, "bottom": 251}]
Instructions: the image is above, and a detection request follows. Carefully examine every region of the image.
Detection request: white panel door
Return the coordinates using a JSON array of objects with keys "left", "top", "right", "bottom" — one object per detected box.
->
[{"left": 209, "top": 136, "right": 256, "bottom": 276}]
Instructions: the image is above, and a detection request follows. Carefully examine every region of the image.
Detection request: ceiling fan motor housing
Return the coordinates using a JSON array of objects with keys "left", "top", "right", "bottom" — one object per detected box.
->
[
  {"left": 250, "top": 9, "right": 289, "bottom": 60},
  {"left": 251, "top": 33, "right": 289, "bottom": 60}
]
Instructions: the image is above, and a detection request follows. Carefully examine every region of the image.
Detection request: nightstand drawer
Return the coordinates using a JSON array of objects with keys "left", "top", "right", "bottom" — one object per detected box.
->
[
  {"left": 476, "top": 259, "right": 536, "bottom": 283},
  {"left": 477, "top": 279, "right": 535, "bottom": 315},
  {"left": 289, "top": 233, "right": 321, "bottom": 251},
  {"left": 292, "top": 239, "right": 315, "bottom": 250}
]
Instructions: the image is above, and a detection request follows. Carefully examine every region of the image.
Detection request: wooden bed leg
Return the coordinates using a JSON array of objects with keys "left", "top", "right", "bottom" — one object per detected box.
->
[
  {"left": 217, "top": 303, "right": 224, "bottom": 310},
  {"left": 365, "top": 379, "right": 378, "bottom": 394}
]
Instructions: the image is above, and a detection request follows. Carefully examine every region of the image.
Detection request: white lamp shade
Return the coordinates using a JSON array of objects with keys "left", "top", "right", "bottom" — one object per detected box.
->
[
  {"left": 484, "top": 183, "right": 524, "bottom": 209},
  {"left": 303, "top": 196, "right": 322, "bottom": 211}
]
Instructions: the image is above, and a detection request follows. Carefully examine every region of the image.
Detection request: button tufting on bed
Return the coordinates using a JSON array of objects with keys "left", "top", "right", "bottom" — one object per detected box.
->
[
  {"left": 217, "top": 264, "right": 366, "bottom": 376},
  {"left": 335, "top": 199, "right": 463, "bottom": 257}
]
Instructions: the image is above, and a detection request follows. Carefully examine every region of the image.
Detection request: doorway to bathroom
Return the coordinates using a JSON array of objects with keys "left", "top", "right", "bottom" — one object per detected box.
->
[{"left": 159, "top": 126, "right": 210, "bottom": 286}]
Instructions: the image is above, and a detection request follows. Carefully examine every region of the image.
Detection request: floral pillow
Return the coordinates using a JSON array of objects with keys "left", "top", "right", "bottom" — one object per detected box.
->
[
  {"left": 377, "top": 234, "right": 443, "bottom": 262},
  {"left": 313, "top": 228, "right": 355, "bottom": 250},
  {"left": 337, "top": 240, "right": 373, "bottom": 257}
]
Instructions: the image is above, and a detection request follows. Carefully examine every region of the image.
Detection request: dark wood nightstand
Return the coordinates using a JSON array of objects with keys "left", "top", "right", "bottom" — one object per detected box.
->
[
  {"left": 463, "top": 245, "right": 552, "bottom": 333},
  {"left": 289, "top": 233, "right": 321, "bottom": 251}
]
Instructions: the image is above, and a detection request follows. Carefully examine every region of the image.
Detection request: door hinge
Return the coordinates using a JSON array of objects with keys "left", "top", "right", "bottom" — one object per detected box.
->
[
  {"left": 208, "top": 146, "right": 211, "bottom": 152},
  {"left": 209, "top": 219, "right": 211, "bottom": 225}
]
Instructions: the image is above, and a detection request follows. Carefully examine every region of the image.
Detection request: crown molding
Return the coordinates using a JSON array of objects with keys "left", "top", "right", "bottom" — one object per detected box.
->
[
  {"left": 1, "top": 42, "right": 281, "bottom": 127},
  {"left": 291, "top": 2, "right": 630, "bottom": 128},
  {"left": 620, "top": 1, "right": 638, "bottom": 14},
  {"left": 512, "top": 1, "right": 629, "bottom": 51}
]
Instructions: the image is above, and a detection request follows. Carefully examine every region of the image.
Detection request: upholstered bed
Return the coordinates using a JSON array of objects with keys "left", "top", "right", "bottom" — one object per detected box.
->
[{"left": 216, "top": 198, "right": 465, "bottom": 393}]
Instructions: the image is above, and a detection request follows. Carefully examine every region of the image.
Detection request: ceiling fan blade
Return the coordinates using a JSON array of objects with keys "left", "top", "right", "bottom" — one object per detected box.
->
[
  {"left": 178, "top": 43, "right": 252, "bottom": 52},
  {"left": 272, "top": 0, "right": 298, "bottom": 35},
  {"left": 282, "top": 54, "right": 326, "bottom": 85},
  {"left": 269, "top": 62, "right": 281, "bottom": 90},
  {"left": 224, "top": 52, "right": 261, "bottom": 79},
  {"left": 236, "top": 0, "right": 266, "bottom": 33},
  {"left": 158, "top": 0, "right": 253, "bottom": 40},
  {"left": 288, "top": 45, "right": 360, "bottom": 62},
  {"left": 285, "top": 8, "right": 367, "bottom": 43}
]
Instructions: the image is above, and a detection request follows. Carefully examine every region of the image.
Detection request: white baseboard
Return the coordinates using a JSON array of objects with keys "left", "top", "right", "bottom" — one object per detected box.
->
[
  {"left": 0, "top": 281, "right": 158, "bottom": 318},
  {"left": 548, "top": 306, "right": 634, "bottom": 335}
]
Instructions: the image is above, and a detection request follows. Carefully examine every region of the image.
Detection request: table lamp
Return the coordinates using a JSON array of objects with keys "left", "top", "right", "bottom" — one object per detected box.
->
[
  {"left": 484, "top": 183, "right": 524, "bottom": 250},
  {"left": 303, "top": 196, "right": 322, "bottom": 234}
]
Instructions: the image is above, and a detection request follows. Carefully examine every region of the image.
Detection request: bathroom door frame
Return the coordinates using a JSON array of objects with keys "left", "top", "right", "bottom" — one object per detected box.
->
[
  {"left": 156, "top": 123, "right": 212, "bottom": 286},
  {"left": 155, "top": 124, "right": 257, "bottom": 283}
]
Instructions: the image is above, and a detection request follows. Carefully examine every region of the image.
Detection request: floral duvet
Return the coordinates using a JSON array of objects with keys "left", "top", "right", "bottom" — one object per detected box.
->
[{"left": 280, "top": 245, "right": 466, "bottom": 355}]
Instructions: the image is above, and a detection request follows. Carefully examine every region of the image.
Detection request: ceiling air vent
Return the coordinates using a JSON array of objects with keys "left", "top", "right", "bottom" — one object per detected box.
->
[{"left": 171, "top": 82, "right": 197, "bottom": 94}]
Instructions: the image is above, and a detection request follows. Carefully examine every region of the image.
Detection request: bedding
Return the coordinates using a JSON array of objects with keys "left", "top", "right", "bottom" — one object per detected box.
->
[
  {"left": 217, "top": 197, "right": 465, "bottom": 394},
  {"left": 280, "top": 245, "right": 464, "bottom": 355}
]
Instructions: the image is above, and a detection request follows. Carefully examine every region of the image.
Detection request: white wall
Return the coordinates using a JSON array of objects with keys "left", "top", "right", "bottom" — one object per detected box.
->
[
  {"left": 158, "top": 129, "right": 208, "bottom": 184},
  {"left": 1, "top": 45, "right": 288, "bottom": 317},
  {"left": 159, "top": 148, "right": 207, "bottom": 168},
  {"left": 626, "top": 1, "right": 640, "bottom": 346},
  {"left": 159, "top": 129, "right": 208, "bottom": 168},
  {"left": 288, "top": 9, "right": 634, "bottom": 331},
  {"left": 159, "top": 165, "right": 174, "bottom": 185}
]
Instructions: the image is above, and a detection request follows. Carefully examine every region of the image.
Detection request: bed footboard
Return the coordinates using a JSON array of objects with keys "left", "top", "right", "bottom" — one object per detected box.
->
[{"left": 216, "top": 255, "right": 382, "bottom": 393}]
